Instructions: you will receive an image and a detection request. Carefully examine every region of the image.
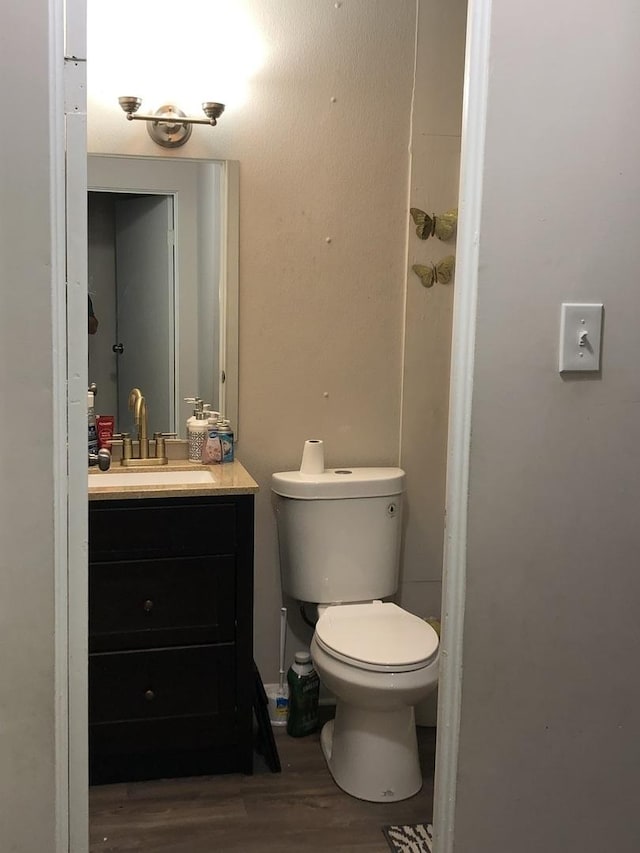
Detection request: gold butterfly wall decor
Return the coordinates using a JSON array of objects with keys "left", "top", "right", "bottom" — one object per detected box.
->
[
  {"left": 410, "top": 207, "right": 458, "bottom": 241},
  {"left": 412, "top": 256, "right": 455, "bottom": 288}
]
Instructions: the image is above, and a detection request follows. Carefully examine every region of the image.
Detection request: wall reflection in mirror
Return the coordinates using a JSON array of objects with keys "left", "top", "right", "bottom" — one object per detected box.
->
[{"left": 87, "top": 154, "right": 239, "bottom": 440}]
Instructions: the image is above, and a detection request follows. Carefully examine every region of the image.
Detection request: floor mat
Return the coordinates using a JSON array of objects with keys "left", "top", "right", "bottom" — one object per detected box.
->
[{"left": 382, "top": 822, "right": 433, "bottom": 852}]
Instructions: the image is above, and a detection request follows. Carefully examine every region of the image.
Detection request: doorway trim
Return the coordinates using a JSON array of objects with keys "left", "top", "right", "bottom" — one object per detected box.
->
[
  {"left": 60, "top": 2, "right": 495, "bottom": 852},
  {"left": 431, "top": 1, "right": 492, "bottom": 852},
  {"left": 64, "top": 72, "right": 90, "bottom": 853}
]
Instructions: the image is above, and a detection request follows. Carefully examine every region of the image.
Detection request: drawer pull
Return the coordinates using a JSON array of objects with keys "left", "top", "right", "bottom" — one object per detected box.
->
[
  {"left": 144, "top": 689, "right": 156, "bottom": 702},
  {"left": 143, "top": 599, "right": 154, "bottom": 612}
]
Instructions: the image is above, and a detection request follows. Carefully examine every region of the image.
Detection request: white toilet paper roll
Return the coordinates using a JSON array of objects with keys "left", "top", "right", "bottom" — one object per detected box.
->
[{"left": 300, "top": 439, "right": 325, "bottom": 474}]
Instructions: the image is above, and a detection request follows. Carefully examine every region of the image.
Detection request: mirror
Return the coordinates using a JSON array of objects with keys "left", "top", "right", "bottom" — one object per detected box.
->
[{"left": 87, "top": 154, "right": 239, "bottom": 439}]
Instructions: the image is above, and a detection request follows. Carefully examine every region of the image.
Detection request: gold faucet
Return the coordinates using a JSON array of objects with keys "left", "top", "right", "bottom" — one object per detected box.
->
[
  {"left": 120, "top": 388, "right": 169, "bottom": 466},
  {"left": 128, "top": 388, "right": 149, "bottom": 458}
]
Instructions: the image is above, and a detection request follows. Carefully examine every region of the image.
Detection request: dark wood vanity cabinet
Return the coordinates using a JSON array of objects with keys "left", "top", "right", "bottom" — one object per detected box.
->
[{"left": 88, "top": 494, "right": 254, "bottom": 784}]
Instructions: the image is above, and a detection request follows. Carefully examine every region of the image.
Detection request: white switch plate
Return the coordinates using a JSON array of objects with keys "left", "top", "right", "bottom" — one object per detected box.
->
[{"left": 559, "top": 303, "right": 603, "bottom": 372}]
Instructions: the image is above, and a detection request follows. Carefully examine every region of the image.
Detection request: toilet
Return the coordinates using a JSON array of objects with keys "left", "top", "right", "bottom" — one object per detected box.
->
[{"left": 272, "top": 464, "right": 439, "bottom": 803}]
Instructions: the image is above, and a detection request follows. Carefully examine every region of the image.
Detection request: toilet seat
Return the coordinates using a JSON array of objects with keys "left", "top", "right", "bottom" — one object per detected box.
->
[{"left": 314, "top": 601, "right": 439, "bottom": 673}]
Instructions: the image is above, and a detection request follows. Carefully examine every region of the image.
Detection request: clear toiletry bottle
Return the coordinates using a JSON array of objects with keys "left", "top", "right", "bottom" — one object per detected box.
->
[
  {"left": 88, "top": 391, "right": 98, "bottom": 456},
  {"left": 185, "top": 397, "right": 210, "bottom": 463},
  {"left": 202, "top": 411, "right": 222, "bottom": 464},
  {"left": 217, "top": 418, "right": 234, "bottom": 463}
]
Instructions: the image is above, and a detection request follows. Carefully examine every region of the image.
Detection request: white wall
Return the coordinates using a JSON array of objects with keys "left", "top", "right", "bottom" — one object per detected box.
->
[
  {"left": 0, "top": 0, "right": 62, "bottom": 849},
  {"left": 452, "top": 2, "right": 640, "bottom": 850}
]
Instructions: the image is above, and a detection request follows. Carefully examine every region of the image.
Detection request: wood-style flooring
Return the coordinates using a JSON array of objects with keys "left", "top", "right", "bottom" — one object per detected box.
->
[{"left": 89, "top": 720, "right": 436, "bottom": 853}]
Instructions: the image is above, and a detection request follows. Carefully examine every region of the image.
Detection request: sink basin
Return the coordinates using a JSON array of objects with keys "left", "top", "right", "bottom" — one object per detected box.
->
[{"left": 88, "top": 469, "right": 216, "bottom": 488}]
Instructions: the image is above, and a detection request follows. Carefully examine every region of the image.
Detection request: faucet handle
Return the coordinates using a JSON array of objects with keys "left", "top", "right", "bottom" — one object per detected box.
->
[
  {"left": 153, "top": 432, "right": 176, "bottom": 460},
  {"left": 112, "top": 432, "right": 133, "bottom": 461}
]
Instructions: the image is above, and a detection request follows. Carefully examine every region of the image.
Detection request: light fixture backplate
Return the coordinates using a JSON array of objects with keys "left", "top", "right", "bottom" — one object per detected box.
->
[{"left": 147, "top": 105, "right": 193, "bottom": 148}]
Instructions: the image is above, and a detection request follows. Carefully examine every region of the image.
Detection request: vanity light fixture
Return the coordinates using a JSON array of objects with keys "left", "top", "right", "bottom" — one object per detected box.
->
[{"left": 118, "top": 97, "right": 225, "bottom": 148}]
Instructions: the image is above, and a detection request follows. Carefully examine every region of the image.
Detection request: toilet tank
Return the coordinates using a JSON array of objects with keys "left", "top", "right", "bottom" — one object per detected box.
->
[{"left": 272, "top": 467, "right": 405, "bottom": 604}]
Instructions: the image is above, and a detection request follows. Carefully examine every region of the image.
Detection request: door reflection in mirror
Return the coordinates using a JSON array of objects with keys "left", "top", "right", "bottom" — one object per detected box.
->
[
  {"left": 87, "top": 155, "right": 239, "bottom": 440},
  {"left": 88, "top": 192, "right": 174, "bottom": 435}
]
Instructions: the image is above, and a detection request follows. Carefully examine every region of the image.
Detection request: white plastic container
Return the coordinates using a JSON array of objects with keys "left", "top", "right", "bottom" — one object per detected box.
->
[
  {"left": 185, "top": 398, "right": 213, "bottom": 462},
  {"left": 264, "top": 683, "right": 289, "bottom": 726}
]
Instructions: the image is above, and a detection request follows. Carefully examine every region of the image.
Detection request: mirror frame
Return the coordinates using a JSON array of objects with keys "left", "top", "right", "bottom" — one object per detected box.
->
[{"left": 87, "top": 153, "right": 239, "bottom": 439}]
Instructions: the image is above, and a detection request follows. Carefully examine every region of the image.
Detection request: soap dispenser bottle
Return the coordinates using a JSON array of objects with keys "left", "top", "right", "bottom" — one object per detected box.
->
[
  {"left": 202, "top": 411, "right": 222, "bottom": 464},
  {"left": 185, "top": 397, "right": 210, "bottom": 462}
]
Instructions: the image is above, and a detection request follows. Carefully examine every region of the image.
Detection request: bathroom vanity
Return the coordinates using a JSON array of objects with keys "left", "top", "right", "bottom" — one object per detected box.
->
[{"left": 88, "top": 461, "right": 258, "bottom": 784}]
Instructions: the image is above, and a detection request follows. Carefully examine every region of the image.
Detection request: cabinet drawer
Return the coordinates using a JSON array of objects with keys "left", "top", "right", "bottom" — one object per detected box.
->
[
  {"left": 89, "top": 645, "right": 235, "bottom": 724},
  {"left": 89, "top": 499, "right": 238, "bottom": 561},
  {"left": 89, "top": 712, "right": 253, "bottom": 783},
  {"left": 89, "top": 555, "right": 235, "bottom": 652}
]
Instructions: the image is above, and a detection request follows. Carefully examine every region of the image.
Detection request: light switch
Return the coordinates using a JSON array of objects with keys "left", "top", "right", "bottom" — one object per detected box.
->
[{"left": 559, "top": 303, "right": 603, "bottom": 372}]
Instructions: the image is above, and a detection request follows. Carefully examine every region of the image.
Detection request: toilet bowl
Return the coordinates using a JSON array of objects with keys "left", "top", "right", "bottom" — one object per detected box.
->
[
  {"left": 311, "top": 601, "right": 439, "bottom": 802},
  {"left": 272, "top": 462, "right": 440, "bottom": 803}
]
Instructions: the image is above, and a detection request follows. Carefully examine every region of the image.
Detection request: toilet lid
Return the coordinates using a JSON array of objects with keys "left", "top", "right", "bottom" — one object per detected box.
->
[{"left": 314, "top": 601, "right": 439, "bottom": 673}]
